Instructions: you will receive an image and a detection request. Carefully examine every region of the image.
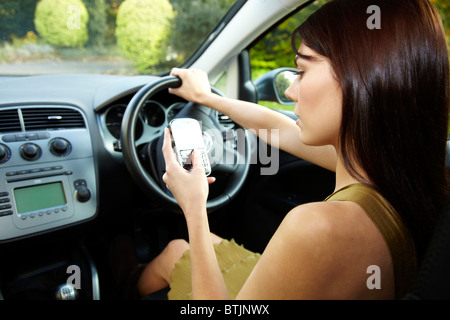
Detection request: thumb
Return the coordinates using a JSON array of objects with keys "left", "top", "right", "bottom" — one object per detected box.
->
[{"left": 190, "top": 149, "right": 204, "bottom": 173}]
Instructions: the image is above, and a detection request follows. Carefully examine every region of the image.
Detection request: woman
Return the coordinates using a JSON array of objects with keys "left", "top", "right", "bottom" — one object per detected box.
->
[{"left": 136, "top": 0, "right": 449, "bottom": 299}]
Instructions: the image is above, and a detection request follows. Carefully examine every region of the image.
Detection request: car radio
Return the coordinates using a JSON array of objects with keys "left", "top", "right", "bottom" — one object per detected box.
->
[{"left": 0, "top": 106, "right": 97, "bottom": 242}]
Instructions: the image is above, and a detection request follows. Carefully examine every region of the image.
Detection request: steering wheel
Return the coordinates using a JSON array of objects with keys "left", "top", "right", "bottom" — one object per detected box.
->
[{"left": 121, "top": 76, "right": 251, "bottom": 213}]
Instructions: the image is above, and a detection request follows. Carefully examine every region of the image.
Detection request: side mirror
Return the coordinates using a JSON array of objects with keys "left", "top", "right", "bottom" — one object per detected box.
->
[{"left": 254, "top": 67, "right": 296, "bottom": 105}]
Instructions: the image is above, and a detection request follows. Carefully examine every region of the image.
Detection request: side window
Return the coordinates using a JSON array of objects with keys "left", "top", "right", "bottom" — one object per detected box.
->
[
  {"left": 249, "top": 1, "right": 327, "bottom": 111},
  {"left": 430, "top": 0, "right": 450, "bottom": 132},
  {"left": 431, "top": 0, "right": 450, "bottom": 58}
]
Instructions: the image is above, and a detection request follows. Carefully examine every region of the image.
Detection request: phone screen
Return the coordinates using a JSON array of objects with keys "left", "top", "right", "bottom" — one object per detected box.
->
[
  {"left": 170, "top": 119, "right": 205, "bottom": 151},
  {"left": 170, "top": 118, "right": 211, "bottom": 176}
]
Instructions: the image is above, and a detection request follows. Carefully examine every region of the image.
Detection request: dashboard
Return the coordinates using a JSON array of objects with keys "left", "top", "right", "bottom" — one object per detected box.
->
[
  {"left": 0, "top": 73, "right": 234, "bottom": 242},
  {"left": 0, "top": 73, "right": 189, "bottom": 242}
]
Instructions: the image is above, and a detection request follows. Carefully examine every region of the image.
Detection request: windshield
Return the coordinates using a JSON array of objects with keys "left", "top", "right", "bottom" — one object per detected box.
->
[
  {"left": 0, "top": 0, "right": 235, "bottom": 76},
  {"left": 1, "top": 0, "right": 449, "bottom": 77}
]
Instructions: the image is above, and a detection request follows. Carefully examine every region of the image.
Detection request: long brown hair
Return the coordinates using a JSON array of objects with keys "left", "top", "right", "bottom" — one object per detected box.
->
[{"left": 292, "top": 0, "right": 449, "bottom": 262}]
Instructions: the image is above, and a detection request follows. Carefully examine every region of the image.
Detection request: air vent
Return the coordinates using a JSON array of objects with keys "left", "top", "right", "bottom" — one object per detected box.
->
[
  {"left": 21, "top": 107, "right": 85, "bottom": 130},
  {"left": 0, "top": 109, "right": 21, "bottom": 133}
]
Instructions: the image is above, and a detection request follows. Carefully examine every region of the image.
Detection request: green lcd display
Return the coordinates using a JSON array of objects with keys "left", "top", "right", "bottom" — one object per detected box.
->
[{"left": 14, "top": 182, "right": 67, "bottom": 214}]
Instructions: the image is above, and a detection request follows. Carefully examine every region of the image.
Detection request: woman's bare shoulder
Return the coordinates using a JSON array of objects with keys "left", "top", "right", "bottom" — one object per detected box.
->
[
  {"left": 237, "top": 201, "right": 394, "bottom": 299},
  {"left": 283, "top": 200, "right": 376, "bottom": 238}
]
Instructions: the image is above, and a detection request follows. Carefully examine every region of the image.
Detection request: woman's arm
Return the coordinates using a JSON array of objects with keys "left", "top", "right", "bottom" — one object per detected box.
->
[
  {"left": 169, "top": 68, "right": 337, "bottom": 172},
  {"left": 184, "top": 205, "right": 230, "bottom": 299},
  {"left": 161, "top": 128, "right": 230, "bottom": 299}
]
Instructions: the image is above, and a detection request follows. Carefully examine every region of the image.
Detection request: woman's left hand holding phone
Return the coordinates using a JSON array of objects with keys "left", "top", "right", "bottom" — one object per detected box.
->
[{"left": 162, "top": 127, "right": 215, "bottom": 219}]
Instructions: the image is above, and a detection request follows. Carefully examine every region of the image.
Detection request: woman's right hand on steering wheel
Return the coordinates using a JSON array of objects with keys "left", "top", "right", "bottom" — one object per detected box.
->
[{"left": 168, "top": 68, "right": 213, "bottom": 105}]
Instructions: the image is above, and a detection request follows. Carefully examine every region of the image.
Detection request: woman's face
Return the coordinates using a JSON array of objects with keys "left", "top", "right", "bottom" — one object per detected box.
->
[{"left": 285, "top": 44, "right": 342, "bottom": 148}]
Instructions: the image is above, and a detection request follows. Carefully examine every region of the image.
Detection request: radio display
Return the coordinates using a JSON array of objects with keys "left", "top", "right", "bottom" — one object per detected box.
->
[{"left": 14, "top": 182, "right": 67, "bottom": 214}]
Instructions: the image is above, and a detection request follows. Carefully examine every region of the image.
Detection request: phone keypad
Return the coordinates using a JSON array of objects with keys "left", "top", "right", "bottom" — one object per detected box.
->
[
  {"left": 180, "top": 150, "right": 193, "bottom": 171},
  {"left": 200, "top": 152, "right": 211, "bottom": 176},
  {"left": 178, "top": 149, "right": 211, "bottom": 176}
]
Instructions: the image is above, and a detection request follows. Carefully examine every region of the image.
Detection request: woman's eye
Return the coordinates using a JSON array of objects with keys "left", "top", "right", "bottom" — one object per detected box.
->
[{"left": 293, "top": 71, "right": 305, "bottom": 78}]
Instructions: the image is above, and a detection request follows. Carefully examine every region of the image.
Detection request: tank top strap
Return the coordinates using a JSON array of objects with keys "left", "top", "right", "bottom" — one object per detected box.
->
[{"left": 325, "top": 183, "right": 417, "bottom": 298}]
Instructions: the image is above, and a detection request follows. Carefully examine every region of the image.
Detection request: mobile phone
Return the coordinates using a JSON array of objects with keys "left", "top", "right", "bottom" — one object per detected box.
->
[{"left": 169, "top": 118, "right": 211, "bottom": 176}]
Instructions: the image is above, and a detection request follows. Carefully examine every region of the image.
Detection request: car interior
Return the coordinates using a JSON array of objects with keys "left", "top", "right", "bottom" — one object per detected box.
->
[{"left": 0, "top": 0, "right": 449, "bottom": 301}]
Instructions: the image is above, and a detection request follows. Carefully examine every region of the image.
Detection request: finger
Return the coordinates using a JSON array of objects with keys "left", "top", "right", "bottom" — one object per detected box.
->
[
  {"left": 161, "top": 127, "right": 171, "bottom": 157},
  {"left": 168, "top": 87, "right": 177, "bottom": 95},
  {"left": 162, "top": 128, "right": 178, "bottom": 168},
  {"left": 207, "top": 177, "right": 216, "bottom": 184},
  {"left": 168, "top": 68, "right": 182, "bottom": 95},
  {"left": 170, "top": 67, "right": 182, "bottom": 77},
  {"left": 190, "top": 150, "right": 205, "bottom": 174}
]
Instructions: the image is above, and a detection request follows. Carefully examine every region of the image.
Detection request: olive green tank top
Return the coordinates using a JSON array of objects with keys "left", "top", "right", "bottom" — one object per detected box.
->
[{"left": 325, "top": 183, "right": 417, "bottom": 299}]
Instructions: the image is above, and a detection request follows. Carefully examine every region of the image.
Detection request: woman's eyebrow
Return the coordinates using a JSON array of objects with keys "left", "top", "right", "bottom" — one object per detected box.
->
[{"left": 294, "top": 53, "right": 320, "bottom": 66}]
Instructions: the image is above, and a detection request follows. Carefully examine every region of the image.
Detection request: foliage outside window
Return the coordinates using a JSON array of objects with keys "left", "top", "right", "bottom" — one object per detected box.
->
[
  {"left": 34, "top": 0, "right": 89, "bottom": 48},
  {"left": 115, "top": 0, "right": 174, "bottom": 72},
  {"left": 0, "top": 0, "right": 234, "bottom": 75}
]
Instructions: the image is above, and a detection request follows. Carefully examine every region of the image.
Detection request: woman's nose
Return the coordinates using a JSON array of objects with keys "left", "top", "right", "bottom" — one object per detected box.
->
[{"left": 285, "top": 84, "right": 295, "bottom": 102}]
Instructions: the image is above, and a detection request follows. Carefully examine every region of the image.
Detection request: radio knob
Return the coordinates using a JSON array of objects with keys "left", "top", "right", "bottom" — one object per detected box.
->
[
  {"left": 0, "top": 144, "right": 9, "bottom": 162},
  {"left": 20, "top": 143, "right": 41, "bottom": 161},
  {"left": 75, "top": 186, "right": 91, "bottom": 202},
  {"left": 50, "top": 138, "right": 71, "bottom": 156}
]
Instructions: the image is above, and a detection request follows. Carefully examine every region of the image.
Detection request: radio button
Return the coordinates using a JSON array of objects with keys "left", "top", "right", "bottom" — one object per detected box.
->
[
  {"left": 15, "top": 134, "right": 26, "bottom": 141},
  {"left": 20, "top": 143, "right": 42, "bottom": 161},
  {"left": 25, "top": 133, "right": 39, "bottom": 140},
  {"left": 75, "top": 186, "right": 91, "bottom": 203},
  {"left": 74, "top": 179, "right": 87, "bottom": 188},
  {"left": 0, "top": 144, "right": 11, "bottom": 164},
  {"left": 2, "top": 135, "right": 16, "bottom": 142},
  {"left": 2, "top": 132, "right": 50, "bottom": 142},
  {"left": 74, "top": 179, "right": 91, "bottom": 202},
  {"left": 38, "top": 132, "right": 50, "bottom": 139},
  {"left": 50, "top": 138, "right": 71, "bottom": 156}
]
